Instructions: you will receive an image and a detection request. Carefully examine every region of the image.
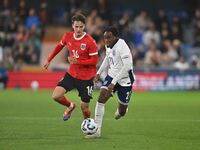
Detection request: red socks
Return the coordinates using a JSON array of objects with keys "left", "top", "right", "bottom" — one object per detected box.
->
[
  {"left": 57, "top": 96, "right": 71, "bottom": 107},
  {"left": 83, "top": 110, "right": 91, "bottom": 119},
  {"left": 57, "top": 96, "right": 91, "bottom": 119}
]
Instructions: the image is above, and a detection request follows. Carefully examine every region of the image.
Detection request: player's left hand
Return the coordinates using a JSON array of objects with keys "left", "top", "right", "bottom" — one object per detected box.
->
[
  {"left": 68, "top": 57, "right": 77, "bottom": 64},
  {"left": 43, "top": 60, "right": 50, "bottom": 70},
  {"left": 107, "top": 83, "right": 115, "bottom": 93}
]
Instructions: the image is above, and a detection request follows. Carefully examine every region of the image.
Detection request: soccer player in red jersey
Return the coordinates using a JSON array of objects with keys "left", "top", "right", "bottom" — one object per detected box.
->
[{"left": 43, "top": 13, "right": 98, "bottom": 121}]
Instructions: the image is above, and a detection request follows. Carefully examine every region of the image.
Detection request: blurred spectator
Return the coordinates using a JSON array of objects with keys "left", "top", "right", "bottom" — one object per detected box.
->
[
  {"left": 53, "top": 6, "right": 68, "bottom": 25},
  {"left": 86, "top": 9, "right": 105, "bottom": 42},
  {"left": 25, "top": 8, "right": 41, "bottom": 30},
  {"left": 0, "top": 0, "right": 11, "bottom": 20},
  {"left": 143, "top": 21, "right": 161, "bottom": 47},
  {"left": 193, "top": 19, "right": 200, "bottom": 46},
  {"left": 144, "top": 40, "right": 162, "bottom": 67},
  {"left": 0, "top": 61, "right": 8, "bottom": 89},
  {"left": 172, "top": 39, "right": 182, "bottom": 57},
  {"left": 155, "top": 9, "right": 169, "bottom": 32},
  {"left": 13, "top": 43, "right": 26, "bottom": 65},
  {"left": 81, "top": 0, "right": 94, "bottom": 14},
  {"left": 161, "top": 39, "right": 179, "bottom": 66},
  {"left": 15, "top": 24, "right": 29, "bottom": 43},
  {"left": 170, "top": 15, "right": 183, "bottom": 41},
  {"left": 159, "top": 21, "right": 171, "bottom": 40},
  {"left": 17, "top": 0, "right": 28, "bottom": 23},
  {"left": 118, "top": 12, "right": 133, "bottom": 46},
  {"left": 95, "top": 0, "right": 111, "bottom": 21},
  {"left": 133, "top": 10, "right": 150, "bottom": 33},
  {"left": 17, "top": 0, "right": 28, "bottom": 24},
  {"left": 131, "top": 45, "right": 146, "bottom": 67},
  {"left": 39, "top": 0, "right": 48, "bottom": 26},
  {"left": 191, "top": 8, "right": 200, "bottom": 28},
  {"left": 118, "top": 12, "right": 130, "bottom": 33},
  {"left": 66, "top": 0, "right": 79, "bottom": 17},
  {"left": 0, "top": 47, "right": 2, "bottom": 61},
  {"left": 173, "top": 56, "right": 189, "bottom": 70},
  {"left": 197, "top": 57, "right": 200, "bottom": 68},
  {"left": 189, "top": 55, "right": 199, "bottom": 68}
]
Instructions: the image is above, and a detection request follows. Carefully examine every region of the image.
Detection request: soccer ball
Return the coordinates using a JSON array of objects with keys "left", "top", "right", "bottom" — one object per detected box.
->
[{"left": 81, "top": 118, "right": 98, "bottom": 135}]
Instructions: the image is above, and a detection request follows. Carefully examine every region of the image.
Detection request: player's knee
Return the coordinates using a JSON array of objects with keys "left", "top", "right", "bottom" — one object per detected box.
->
[{"left": 51, "top": 94, "right": 60, "bottom": 101}]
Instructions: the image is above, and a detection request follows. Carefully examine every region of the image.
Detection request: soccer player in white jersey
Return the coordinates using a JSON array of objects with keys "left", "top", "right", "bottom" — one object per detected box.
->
[{"left": 86, "top": 26, "right": 135, "bottom": 138}]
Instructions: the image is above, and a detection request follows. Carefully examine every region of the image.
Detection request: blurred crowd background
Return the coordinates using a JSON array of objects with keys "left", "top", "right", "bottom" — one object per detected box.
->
[{"left": 1, "top": 0, "right": 200, "bottom": 72}]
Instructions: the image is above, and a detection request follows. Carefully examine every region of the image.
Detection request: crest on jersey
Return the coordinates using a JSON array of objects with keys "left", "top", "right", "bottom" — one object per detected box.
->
[{"left": 80, "top": 43, "right": 86, "bottom": 50}]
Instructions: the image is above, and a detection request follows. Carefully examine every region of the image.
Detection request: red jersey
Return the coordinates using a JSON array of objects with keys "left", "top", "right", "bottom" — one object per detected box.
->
[{"left": 48, "top": 32, "right": 98, "bottom": 80}]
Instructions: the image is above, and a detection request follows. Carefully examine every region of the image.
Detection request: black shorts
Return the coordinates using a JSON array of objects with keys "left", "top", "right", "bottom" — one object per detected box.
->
[{"left": 57, "top": 72, "right": 94, "bottom": 103}]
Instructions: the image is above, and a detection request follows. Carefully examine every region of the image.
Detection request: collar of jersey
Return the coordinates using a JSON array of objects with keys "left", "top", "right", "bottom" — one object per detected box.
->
[
  {"left": 109, "top": 38, "right": 119, "bottom": 49},
  {"left": 73, "top": 32, "right": 86, "bottom": 40}
]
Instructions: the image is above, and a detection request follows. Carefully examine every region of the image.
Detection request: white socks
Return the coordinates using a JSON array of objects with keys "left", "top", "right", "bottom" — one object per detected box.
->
[{"left": 95, "top": 102, "right": 105, "bottom": 135}]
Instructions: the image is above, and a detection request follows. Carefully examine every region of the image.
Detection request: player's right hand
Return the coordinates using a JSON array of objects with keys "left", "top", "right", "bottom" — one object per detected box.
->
[
  {"left": 43, "top": 60, "right": 50, "bottom": 70},
  {"left": 68, "top": 57, "right": 77, "bottom": 64},
  {"left": 94, "top": 74, "right": 100, "bottom": 82}
]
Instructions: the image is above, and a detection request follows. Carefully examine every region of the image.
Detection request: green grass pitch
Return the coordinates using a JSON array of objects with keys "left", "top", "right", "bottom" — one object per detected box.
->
[{"left": 0, "top": 90, "right": 200, "bottom": 150}]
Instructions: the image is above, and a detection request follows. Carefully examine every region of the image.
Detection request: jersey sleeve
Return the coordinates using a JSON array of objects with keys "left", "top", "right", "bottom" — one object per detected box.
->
[
  {"left": 88, "top": 39, "right": 98, "bottom": 56},
  {"left": 60, "top": 33, "right": 68, "bottom": 46},
  {"left": 119, "top": 40, "right": 131, "bottom": 58},
  {"left": 47, "top": 33, "right": 68, "bottom": 62},
  {"left": 97, "top": 56, "right": 109, "bottom": 75}
]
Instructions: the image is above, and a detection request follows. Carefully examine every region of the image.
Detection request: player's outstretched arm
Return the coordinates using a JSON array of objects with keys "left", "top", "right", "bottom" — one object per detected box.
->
[
  {"left": 47, "top": 43, "right": 64, "bottom": 62},
  {"left": 43, "top": 43, "right": 64, "bottom": 70},
  {"left": 97, "top": 56, "right": 109, "bottom": 75}
]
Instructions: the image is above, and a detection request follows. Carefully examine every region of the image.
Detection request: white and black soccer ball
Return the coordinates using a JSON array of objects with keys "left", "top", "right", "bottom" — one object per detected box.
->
[{"left": 81, "top": 118, "right": 98, "bottom": 135}]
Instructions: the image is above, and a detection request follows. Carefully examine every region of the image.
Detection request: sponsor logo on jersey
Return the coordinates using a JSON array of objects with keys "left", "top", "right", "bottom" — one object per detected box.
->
[{"left": 80, "top": 43, "right": 86, "bottom": 50}]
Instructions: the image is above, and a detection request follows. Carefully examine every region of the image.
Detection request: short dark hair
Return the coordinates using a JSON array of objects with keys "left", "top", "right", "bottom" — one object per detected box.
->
[
  {"left": 104, "top": 26, "right": 119, "bottom": 37},
  {"left": 72, "top": 13, "right": 86, "bottom": 24}
]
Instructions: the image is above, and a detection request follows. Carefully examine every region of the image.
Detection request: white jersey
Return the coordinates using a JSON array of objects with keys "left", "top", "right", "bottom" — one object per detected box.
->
[{"left": 97, "top": 38, "right": 134, "bottom": 86}]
